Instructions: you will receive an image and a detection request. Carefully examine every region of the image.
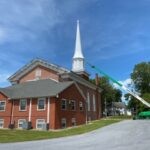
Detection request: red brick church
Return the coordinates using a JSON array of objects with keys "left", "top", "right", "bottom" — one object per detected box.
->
[{"left": 0, "top": 21, "right": 102, "bottom": 130}]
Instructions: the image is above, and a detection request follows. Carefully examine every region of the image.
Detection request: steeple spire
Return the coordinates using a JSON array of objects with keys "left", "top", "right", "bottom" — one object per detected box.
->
[
  {"left": 72, "top": 20, "right": 84, "bottom": 72},
  {"left": 73, "top": 20, "right": 84, "bottom": 59}
]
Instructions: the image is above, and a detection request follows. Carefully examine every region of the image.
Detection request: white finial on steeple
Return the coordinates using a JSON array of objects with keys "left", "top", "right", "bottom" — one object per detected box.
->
[{"left": 72, "top": 20, "right": 84, "bottom": 72}]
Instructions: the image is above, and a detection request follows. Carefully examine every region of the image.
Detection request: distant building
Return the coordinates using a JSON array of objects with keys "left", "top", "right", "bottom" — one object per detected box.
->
[
  {"left": 0, "top": 21, "right": 102, "bottom": 130},
  {"left": 112, "top": 102, "right": 127, "bottom": 115},
  {"left": 105, "top": 102, "right": 131, "bottom": 116}
]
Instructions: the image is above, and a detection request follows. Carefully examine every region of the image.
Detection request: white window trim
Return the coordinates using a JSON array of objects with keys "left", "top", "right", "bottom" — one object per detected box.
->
[
  {"left": 19, "top": 99, "right": 27, "bottom": 111},
  {"left": 93, "top": 94, "right": 96, "bottom": 112},
  {"left": 71, "top": 118, "right": 76, "bottom": 126},
  {"left": 18, "top": 119, "right": 26, "bottom": 129},
  {"left": 0, "top": 119, "right": 4, "bottom": 128},
  {"left": 61, "top": 99, "right": 67, "bottom": 110},
  {"left": 79, "top": 101, "right": 83, "bottom": 111},
  {"left": 61, "top": 118, "right": 66, "bottom": 128},
  {"left": 87, "top": 92, "right": 90, "bottom": 111},
  {"left": 37, "top": 98, "right": 46, "bottom": 111},
  {"left": 0, "top": 101, "right": 6, "bottom": 112},
  {"left": 70, "top": 100, "right": 76, "bottom": 111},
  {"left": 36, "top": 119, "right": 45, "bottom": 130},
  {"left": 35, "top": 68, "right": 41, "bottom": 78}
]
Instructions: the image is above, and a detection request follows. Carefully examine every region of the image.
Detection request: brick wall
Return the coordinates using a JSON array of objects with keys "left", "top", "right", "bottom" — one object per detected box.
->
[
  {"left": 0, "top": 92, "right": 12, "bottom": 128},
  {"left": 0, "top": 82, "right": 101, "bottom": 130},
  {"left": 77, "top": 83, "right": 102, "bottom": 120},
  {"left": 54, "top": 84, "right": 86, "bottom": 129},
  {"left": 19, "top": 66, "right": 59, "bottom": 83},
  {"left": 11, "top": 98, "right": 48, "bottom": 129}
]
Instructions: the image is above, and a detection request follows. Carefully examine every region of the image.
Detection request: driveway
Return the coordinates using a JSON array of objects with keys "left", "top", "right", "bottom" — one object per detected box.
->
[{"left": 0, "top": 120, "right": 150, "bottom": 150}]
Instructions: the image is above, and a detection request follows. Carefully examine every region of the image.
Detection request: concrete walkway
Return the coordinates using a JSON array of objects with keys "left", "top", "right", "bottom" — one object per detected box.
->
[{"left": 0, "top": 120, "right": 150, "bottom": 150}]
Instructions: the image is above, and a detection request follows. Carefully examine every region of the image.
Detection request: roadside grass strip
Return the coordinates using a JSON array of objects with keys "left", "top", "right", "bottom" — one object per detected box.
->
[
  {"left": 0, "top": 119, "right": 120, "bottom": 143},
  {"left": 103, "top": 115, "right": 133, "bottom": 120}
]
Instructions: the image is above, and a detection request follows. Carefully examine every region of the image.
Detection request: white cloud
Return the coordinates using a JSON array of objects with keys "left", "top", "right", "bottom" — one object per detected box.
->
[
  {"left": 0, "top": 0, "right": 62, "bottom": 44},
  {"left": 112, "top": 78, "right": 132, "bottom": 103},
  {"left": 0, "top": 73, "right": 11, "bottom": 87},
  {"left": 113, "top": 78, "right": 132, "bottom": 89},
  {"left": 0, "top": 73, "right": 9, "bottom": 82},
  {"left": 120, "top": 78, "right": 132, "bottom": 87}
]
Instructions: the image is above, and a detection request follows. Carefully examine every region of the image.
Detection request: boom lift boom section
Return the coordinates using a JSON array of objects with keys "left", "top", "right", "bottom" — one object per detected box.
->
[{"left": 87, "top": 62, "right": 150, "bottom": 108}]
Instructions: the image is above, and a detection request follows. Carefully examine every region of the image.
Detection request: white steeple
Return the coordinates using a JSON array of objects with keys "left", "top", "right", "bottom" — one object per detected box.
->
[{"left": 72, "top": 20, "right": 84, "bottom": 72}]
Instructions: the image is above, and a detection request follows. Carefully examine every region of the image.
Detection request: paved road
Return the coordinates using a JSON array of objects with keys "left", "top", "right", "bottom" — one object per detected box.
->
[{"left": 0, "top": 120, "right": 150, "bottom": 150}]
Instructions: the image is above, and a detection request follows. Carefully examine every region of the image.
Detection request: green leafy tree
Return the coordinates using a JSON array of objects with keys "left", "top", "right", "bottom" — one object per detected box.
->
[
  {"left": 127, "top": 62, "right": 150, "bottom": 113},
  {"left": 114, "top": 89, "right": 122, "bottom": 102},
  {"left": 142, "top": 93, "right": 150, "bottom": 104},
  {"left": 91, "top": 76, "right": 122, "bottom": 113},
  {"left": 131, "top": 62, "right": 150, "bottom": 94},
  {"left": 125, "top": 94, "right": 138, "bottom": 114}
]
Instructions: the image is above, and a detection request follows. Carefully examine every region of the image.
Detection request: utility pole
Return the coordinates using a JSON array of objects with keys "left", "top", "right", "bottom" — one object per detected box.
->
[{"left": 105, "top": 98, "right": 107, "bottom": 117}]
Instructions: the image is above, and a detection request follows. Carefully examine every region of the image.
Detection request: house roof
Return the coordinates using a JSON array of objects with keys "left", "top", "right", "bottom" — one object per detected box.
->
[
  {"left": 60, "top": 72, "right": 103, "bottom": 92},
  {"left": 113, "top": 102, "right": 126, "bottom": 108},
  {"left": 8, "top": 58, "right": 69, "bottom": 82},
  {"left": 0, "top": 79, "right": 73, "bottom": 99},
  {"left": 7, "top": 58, "right": 102, "bottom": 92}
]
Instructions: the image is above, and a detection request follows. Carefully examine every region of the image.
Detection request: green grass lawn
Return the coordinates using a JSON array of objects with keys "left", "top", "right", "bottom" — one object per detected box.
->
[
  {"left": 0, "top": 119, "right": 121, "bottom": 143},
  {"left": 104, "top": 115, "right": 133, "bottom": 120}
]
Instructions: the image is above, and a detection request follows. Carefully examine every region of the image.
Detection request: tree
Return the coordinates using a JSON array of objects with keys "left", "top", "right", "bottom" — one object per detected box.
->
[
  {"left": 127, "top": 62, "right": 150, "bottom": 113},
  {"left": 125, "top": 93, "right": 138, "bottom": 114},
  {"left": 91, "top": 76, "right": 122, "bottom": 114},
  {"left": 131, "top": 62, "right": 150, "bottom": 94},
  {"left": 91, "top": 76, "right": 122, "bottom": 102},
  {"left": 114, "top": 89, "right": 122, "bottom": 102}
]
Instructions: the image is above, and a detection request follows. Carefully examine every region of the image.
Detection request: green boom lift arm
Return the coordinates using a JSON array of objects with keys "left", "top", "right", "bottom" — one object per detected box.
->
[{"left": 87, "top": 62, "right": 150, "bottom": 108}]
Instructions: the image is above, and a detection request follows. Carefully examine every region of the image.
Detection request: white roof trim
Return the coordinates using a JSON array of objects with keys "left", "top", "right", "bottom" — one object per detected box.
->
[{"left": 8, "top": 59, "right": 69, "bottom": 82}]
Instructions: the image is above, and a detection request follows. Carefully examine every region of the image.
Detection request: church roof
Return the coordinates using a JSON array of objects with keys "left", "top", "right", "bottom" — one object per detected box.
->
[
  {"left": 8, "top": 58, "right": 69, "bottom": 83},
  {"left": 0, "top": 79, "right": 73, "bottom": 99},
  {"left": 60, "top": 71, "right": 103, "bottom": 92}
]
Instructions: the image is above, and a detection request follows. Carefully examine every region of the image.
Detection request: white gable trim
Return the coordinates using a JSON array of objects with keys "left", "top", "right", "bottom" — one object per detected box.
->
[{"left": 8, "top": 59, "right": 69, "bottom": 82}]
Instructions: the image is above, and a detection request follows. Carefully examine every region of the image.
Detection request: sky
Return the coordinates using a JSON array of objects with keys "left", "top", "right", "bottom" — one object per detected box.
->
[{"left": 0, "top": 0, "right": 150, "bottom": 88}]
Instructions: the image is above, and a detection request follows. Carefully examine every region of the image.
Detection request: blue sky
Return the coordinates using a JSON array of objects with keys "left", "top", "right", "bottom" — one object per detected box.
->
[{"left": 0, "top": 0, "right": 150, "bottom": 87}]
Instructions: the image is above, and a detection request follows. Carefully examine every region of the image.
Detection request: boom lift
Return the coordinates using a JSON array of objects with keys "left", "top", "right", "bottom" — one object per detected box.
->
[{"left": 86, "top": 62, "right": 150, "bottom": 108}]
